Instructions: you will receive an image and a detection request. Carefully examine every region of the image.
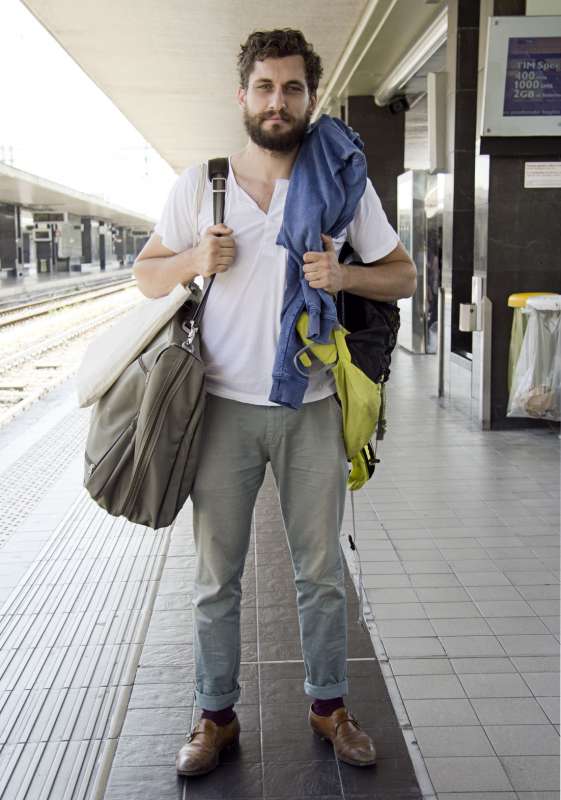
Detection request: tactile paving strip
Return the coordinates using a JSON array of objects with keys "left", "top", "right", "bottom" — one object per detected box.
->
[
  {"left": 0, "top": 410, "right": 88, "bottom": 547},
  {"left": 0, "top": 493, "right": 171, "bottom": 800}
]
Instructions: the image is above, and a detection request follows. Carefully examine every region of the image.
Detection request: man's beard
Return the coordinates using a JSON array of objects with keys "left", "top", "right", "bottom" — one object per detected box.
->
[{"left": 243, "top": 107, "right": 312, "bottom": 153}]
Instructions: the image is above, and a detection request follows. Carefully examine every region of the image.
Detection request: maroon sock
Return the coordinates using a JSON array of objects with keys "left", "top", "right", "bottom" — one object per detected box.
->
[
  {"left": 201, "top": 706, "right": 236, "bottom": 726},
  {"left": 312, "top": 697, "right": 345, "bottom": 716}
]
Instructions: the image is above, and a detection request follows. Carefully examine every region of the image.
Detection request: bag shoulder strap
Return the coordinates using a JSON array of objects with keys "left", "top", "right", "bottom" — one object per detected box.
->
[
  {"left": 192, "top": 162, "right": 208, "bottom": 245},
  {"left": 190, "top": 156, "right": 229, "bottom": 325},
  {"left": 192, "top": 157, "right": 229, "bottom": 244},
  {"left": 207, "top": 157, "right": 229, "bottom": 226}
]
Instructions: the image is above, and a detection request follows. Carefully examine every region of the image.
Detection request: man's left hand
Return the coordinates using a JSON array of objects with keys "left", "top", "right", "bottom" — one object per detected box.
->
[{"left": 303, "top": 234, "right": 346, "bottom": 295}]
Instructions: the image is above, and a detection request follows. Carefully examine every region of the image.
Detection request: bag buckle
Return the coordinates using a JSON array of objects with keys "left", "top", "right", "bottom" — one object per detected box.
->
[
  {"left": 293, "top": 345, "right": 337, "bottom": 378},
  {"left": 182, "top": 319, "right": 198, "bottom": 347},
  {"left": 211, "top": 176, "right": 226, "bottom": 193}
]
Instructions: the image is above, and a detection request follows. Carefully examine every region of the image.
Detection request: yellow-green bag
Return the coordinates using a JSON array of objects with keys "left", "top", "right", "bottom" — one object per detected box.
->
[{"left": 295, "top": 312, "right": 381, "bottom": 462}]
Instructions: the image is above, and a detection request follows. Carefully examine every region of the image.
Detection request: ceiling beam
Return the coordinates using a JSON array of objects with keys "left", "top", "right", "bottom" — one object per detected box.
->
[
  {"left": 374, "top": 5, "right": 447, "bottom": 105},
  {"left": 313, "top": 0, "right": 398, "bottom": 118}
]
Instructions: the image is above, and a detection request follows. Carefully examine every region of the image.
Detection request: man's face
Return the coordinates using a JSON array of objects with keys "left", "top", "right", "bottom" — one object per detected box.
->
[{"left": 237, "top": 55, "right": 317, "bottom": 153}]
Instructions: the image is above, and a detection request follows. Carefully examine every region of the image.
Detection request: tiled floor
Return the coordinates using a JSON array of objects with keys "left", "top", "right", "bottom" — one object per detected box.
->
[
  {"left": 0, "top": 346, "right": 559, "bottom": 799},
  {"left": 339, "top": 349, "right": 560, "bottom": 800},
  {"left": 104, "top": 472, "right": 422, "bottom": 799}
]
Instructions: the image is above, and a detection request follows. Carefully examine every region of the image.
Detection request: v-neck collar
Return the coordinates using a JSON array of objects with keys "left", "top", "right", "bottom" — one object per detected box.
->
[{"left": 228, "top": 156, "right": 288, "bottom": 218}]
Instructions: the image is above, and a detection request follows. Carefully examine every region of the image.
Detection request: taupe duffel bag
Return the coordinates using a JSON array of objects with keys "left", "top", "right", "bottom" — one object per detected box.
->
[{"left": 83, "top": 157, "right": 228, "bottom": 528}]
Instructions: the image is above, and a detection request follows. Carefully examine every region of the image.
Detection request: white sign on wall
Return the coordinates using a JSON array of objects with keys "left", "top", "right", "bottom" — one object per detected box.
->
[
  {"left": 482, "top": 15, "right": 561, "bottom": 137},
  {"left": 524, "top": 161, "right": 561, "bottom": 187}
]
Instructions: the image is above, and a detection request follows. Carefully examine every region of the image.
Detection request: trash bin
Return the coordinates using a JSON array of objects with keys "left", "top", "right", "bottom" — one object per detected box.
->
[
  {"left": 507, "top": 292, "right": 560, "bottom": 392},
  {"left": 507, "top": 295, "right": 561, "bottom": 422}
]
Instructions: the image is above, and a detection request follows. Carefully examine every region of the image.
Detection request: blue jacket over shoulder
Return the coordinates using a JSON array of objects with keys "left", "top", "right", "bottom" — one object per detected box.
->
[{"left": 269, "top": 114, "right": 367, "bottom": 409}]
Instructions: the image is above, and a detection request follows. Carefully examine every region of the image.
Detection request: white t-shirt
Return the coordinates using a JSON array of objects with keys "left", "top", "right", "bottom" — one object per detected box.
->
[{"left": 154, "top": 157, "right": 399, "bottom": 405}]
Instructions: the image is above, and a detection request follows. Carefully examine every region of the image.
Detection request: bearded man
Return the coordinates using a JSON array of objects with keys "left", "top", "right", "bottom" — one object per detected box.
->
[{"left": 134, "top": 27, "right": 416, "bottom": 777}]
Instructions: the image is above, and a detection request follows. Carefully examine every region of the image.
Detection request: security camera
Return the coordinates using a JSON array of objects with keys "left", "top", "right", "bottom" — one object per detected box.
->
[{"left": 388, "top": 95, "right": 410, "bottom": 115}]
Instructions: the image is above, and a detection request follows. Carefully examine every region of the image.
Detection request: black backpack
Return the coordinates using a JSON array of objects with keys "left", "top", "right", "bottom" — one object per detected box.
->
[
  {"left": 337, "top": 241, "right": 400, "bottom": 383},
  {"left": 336, "top": 240, "right": 401, "bottom": 473}
]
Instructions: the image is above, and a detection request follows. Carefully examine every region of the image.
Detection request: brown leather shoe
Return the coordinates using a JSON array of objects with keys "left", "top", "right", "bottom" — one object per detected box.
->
[
  {"left": 309, "top": 706, "right": 376, "bottom": 766},
  {"left": 176, "top": 715, "right": 240, "bottom": 776}
]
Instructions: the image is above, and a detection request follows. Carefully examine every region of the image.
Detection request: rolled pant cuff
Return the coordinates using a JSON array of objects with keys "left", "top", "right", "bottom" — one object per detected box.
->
[
  {"left": 304, "top": 678, "right": 348, "bottom": 700},
  {"left": 195, "top": 685, "right": 241, "bottom": 711}
]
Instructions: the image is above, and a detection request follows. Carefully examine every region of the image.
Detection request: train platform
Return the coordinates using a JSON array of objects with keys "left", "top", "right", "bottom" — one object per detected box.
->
[
  {"left": 0, "top": 262, "right": 133, "bottom": 310},
  {"left": 0, "top": 348, "right": 558, "bottom": 800}
]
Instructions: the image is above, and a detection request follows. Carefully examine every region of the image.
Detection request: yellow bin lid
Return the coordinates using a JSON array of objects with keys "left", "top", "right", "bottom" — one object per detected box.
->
[{"left": 508, "top": 292, "right": 560, "bottom": 308}]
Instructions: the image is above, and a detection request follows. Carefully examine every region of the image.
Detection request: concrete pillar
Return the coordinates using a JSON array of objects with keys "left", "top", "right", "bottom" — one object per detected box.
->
[
  {"left": 14, "top": 205, "right": 24, "bottom": 276},
  {"left": 0, "top": 203, "right": 17, "bottom": 276},
  {"left": 442, "top": 0, "right": 481, "bottom": 411},
  {"left": 125, "top": 229, "right": 135, "bottom": 265},
  {"left": 98, "top": 221, "right": 106, "bottom": 270},
  {"left": 81, "top": 217, "right": 92, "bottom": 265},
  {"left": 347, "top": 96, "right": 405, "bottom": 230},
  {"left": 115, "top": 226, "right": 125, "bottom": 265}
]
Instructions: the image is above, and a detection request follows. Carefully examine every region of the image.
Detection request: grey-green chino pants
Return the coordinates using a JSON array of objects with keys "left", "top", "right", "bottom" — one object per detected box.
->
[{"left": 190, "top": 392, "right": 349, "bottom": 711}]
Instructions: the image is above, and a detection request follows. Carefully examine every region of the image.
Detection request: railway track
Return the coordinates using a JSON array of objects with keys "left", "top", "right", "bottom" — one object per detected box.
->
[
  {"left": 0, "top": 277, "right": 136, "bottom": 329},
  {"left": 0, "top": 281, "right": 143, "bottom": 428},
  {"left": 0, "top": 302, "right": 137, "bottom": 377}
]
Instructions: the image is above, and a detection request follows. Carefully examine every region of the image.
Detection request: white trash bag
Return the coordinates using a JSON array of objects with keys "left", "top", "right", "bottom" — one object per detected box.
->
[{"left": 507, "top": 297, "right": 561, "bottom": 422}]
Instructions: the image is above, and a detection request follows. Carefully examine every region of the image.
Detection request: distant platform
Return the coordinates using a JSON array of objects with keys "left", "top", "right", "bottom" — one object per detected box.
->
[{"left": 0, "top": 261, "right": 134, "bottom": 309}]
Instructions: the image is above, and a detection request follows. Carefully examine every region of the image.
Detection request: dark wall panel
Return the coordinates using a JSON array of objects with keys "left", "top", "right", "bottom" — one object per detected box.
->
[
  {"left": 347, "top": 96, "right": 405, "bottom": 230},
  {"left": 487, "top": 155, "right": 561, "bottom": 425}
]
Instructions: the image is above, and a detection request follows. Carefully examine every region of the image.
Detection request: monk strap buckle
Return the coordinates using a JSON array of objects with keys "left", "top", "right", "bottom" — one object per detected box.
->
[{"left": 335, "top": 713, "right": 361, "bottom": 735}]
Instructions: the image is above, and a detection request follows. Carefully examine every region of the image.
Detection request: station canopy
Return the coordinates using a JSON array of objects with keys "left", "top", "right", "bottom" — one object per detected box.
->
[
  {"left": 0, "top": 162, "right": 155, "bottom": 229},
  {"left": 21, "top": 0, "right": 447, "bottom": 175}
]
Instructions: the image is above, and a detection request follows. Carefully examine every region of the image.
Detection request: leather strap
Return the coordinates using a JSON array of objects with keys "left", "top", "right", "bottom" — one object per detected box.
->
[
  {"left": 192, "top": 157, "right": 229, "bottom": 326},
  {"left": 335, "top": 713, "right": 361, "bottom": 735},
  {"left": 208, "top": 157, "right": 229, "bottom": 226}
]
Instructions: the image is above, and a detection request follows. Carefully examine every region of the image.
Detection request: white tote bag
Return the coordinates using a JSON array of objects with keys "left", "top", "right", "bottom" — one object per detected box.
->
[{"left": 76, "top": 163, "right": 207, "bottom": 408}]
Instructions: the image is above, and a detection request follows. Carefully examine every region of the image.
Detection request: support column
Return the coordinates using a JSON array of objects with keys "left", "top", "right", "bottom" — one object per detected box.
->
[
  {"left": 81, "top": 218, "right": 92, "bottom": 266},
  {"left": 115, "top": 226, "right": 125, "bottom": 265},
  {"left": 347, "top": 97, "right": 405, "bottom": 229},
  {"left": 98, "top": 222, "right": 106, "bottom": 271},
  {"left": 0, "top": 203, "right": 18, "bottom": 276},
  {"left": 15, "top": 205, "right": 24, "bottom": 276},
  {"left": 125, "top": 229, "right": 135, "bottom": 265},
  {"left": 442, "top": 0, "right": 480, "bottom": 410}
]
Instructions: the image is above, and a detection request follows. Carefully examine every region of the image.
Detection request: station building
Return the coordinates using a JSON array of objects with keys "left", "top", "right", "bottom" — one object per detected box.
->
[{"left": 0, "top": 162, "right": 153, "bottom": 281}]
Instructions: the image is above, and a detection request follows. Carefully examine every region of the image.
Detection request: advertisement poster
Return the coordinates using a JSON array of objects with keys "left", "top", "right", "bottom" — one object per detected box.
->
[{"left": 503, "top": 36, "right": 561, "bottom": 117}]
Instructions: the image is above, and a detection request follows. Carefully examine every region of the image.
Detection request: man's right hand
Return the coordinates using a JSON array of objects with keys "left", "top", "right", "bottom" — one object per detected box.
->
[{"left": 195, "top": 224, "right": 236, "bottom": 278}]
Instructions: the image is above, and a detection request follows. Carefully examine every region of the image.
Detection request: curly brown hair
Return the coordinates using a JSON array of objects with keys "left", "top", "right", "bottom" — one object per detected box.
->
[{"left": 237, "top": 29, "right": 323, "bottom": 97}]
